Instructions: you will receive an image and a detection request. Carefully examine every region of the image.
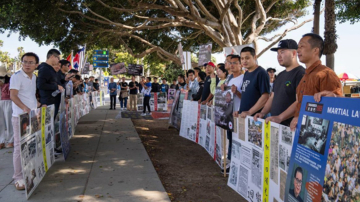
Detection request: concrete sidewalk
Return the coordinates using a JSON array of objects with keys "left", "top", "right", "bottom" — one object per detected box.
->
[{"left": 0, "top": 106, "right": 170, "bottom": 202}]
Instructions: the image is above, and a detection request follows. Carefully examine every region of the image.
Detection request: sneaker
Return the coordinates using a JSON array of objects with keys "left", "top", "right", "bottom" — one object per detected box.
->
[
  {"left": 14, "top": 179, "right": 25, "bottom": 190},
  {"left": 221, "top": 167, "right": 230, "bottom": 175},
  {"left": 141, "top": 113, "right": 147, "bottom": 116},
  {"left": 109, "top": 108, "right": 113, "bottom": 110},
  {"left": 147, "top": 112, "right": 152, "bottom": 116}
]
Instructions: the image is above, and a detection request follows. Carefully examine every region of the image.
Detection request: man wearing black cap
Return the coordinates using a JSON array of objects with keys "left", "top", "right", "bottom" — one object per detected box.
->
[
  {"left": 266, "top": 68, "right": 276, "bottom": 92},
  {"left": 254, "top": 39, "right": 305, "bottom": 126}
]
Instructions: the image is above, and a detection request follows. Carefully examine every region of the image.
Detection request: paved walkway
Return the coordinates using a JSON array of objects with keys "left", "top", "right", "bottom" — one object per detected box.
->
[{"left": 0, "top": 105, "right": 170, "bottom": 202}]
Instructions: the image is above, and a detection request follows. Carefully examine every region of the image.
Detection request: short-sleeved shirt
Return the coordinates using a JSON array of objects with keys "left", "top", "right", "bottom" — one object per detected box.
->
[
  {"left": 227, "top": 74, "right": 244, "bottom": 112},
  {"left": 201, "top": 76, "right": 219, "bottom": 102},
  {"left": 93, "top": 83, "right": 99, "bottom": 90},
  {"left": 87, "top": 81, "right": 94, "bottom": 91},
  {"left": 239, "top": 66, "right": 270, "bottom": 113},
  {"left": 10, "top": 69, "right": 37, "bottom": 117},
  {"left": 294, "top": 60, "right": 342, "bottom": 117},
  {"left": 120, "top": 82, "right": 128, "bottom": 91},
  {"left": 144, "top": 82, "right": 152, "bottom": 97},
  {"left": 129, "top": 81, "right": 139, "bottom": 94},
  {"left": 151, "top": 82, "right": 161, "bottom": 92},
  {"left": 271, "top": 66, "right": 305, "bottom": 126}
]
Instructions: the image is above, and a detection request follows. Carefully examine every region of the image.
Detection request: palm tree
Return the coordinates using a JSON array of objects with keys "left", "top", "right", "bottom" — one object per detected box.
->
[
  {"left": 313, "top": 0, "right": 322, "bottom": 34},
  {"left": 323, "top": 0, "right": 337, "bottom": 70}
]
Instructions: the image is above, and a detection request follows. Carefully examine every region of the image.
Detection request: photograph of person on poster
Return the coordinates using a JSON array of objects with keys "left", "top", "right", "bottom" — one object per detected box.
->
[{"left": 289, "top": 166, "right": 304, "bottom": 202}]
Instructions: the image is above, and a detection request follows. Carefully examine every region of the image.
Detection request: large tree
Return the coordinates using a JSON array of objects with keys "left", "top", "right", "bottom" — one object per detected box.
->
[{"left": 0, "top": 0, "right": 312, "bottom": 64}]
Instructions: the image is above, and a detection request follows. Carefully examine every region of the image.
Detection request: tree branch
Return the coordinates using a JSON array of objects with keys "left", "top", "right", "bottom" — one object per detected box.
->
[
  {"left": 219, "top": 0, "right": 234, "bottom": 22},
  {"left": 257, "top": 15, "right": 318, "bottom": 57},
  {"left": 194, "top": 0, "right": 219, "bottom": 22},
  {"left": 265, "top": 0, "right": 279, "bottom": 13}
]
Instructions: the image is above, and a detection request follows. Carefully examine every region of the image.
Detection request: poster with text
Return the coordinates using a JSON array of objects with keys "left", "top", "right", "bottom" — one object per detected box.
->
[
  {"left": 179, "top": 100, "right": 199, "bottom": 142},
  {"left": 198, "top": 43, "right": 212, "bottom": 66},
  {"left": 285, "top": 96, "right": 360, "bottom": 202}
]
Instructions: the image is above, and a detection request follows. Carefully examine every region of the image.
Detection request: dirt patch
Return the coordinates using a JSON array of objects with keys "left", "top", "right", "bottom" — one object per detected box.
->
[{"left": 132, "top": 119, "right": 246, "bottom": 202}]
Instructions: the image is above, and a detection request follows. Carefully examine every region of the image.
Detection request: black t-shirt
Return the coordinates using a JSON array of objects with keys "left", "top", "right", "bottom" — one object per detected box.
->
[
  {"left": 151, "top": 82, "right": 161, "bottom": 92},
  {"left": 201, "top": 76, "right": 219, "bottom": 102},
  {"left": 240, "top": 66, "right": 270, "bottom": 113},
  {"left": 129, "top": 81, "right": 139, "bottom": 94},
  {"left": 120, "top": 82, "right": 128, "bottom": 90},
  {"left": 93, "top": 83, "right": 99, "bottom": 90},
  {"left": 170, "top": 84, "right": 177, "bottom": 89},
  {"left": 271, "top": 66, "right": 305, "bottom": 126}
]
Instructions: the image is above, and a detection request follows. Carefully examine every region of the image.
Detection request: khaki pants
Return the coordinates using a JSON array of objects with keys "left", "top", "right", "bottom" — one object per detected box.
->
[{"left": 130, "top": 94, "right": 137, "bottom": 111}]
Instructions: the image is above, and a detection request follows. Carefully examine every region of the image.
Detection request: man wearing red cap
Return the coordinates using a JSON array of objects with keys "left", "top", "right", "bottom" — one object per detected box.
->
[{"left": 200, "top": 62, "right": 218, "bottom": 104}]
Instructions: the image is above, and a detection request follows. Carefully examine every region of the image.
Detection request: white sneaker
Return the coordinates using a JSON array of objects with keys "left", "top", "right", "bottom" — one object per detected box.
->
[
  {"left": 141, "top": 113, "right": 146, "bottom": 116},
  {"left": 147, "top": 112, "right": 152, "bottom": 115},
  {"left": 120, "top": 108, "right": 123, "bottom": 111}
]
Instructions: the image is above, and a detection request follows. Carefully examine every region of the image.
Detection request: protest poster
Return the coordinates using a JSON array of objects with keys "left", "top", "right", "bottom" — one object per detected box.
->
[
  {"left": 169, "top": 90, "right": 188, "bottom": 130},
  {"left": 182, "top": 52, "right": 192, "bottom": 70},
  {"left": 223, "top": 44, "right": 254, "bottom": 56},
  {"left": 285, "top": 96, "right": 360, "bottom": 202},
  {"left": 178, "top": 43, "right": 185, "bottom": 64},
  {"left": 167, "top": 89, "right": 176, "bottom": 112},
  {"left": 204, "top": 106, "right": 216, "bottom": 157},
  {"left": 198, "top": 105, "right": 208, "bottom": 148},
  {"left": 179, "top": 100, "right": 199, "bottom": 142},
  {"left": 215, "top": 126, "right": 226, "bottom": 168},
  {"left": 127, "top": 64, "right": 143, "bottom": 76},
  {"left": 19, "top": 105, "right": 55, "bottom": 199},
  {"left": 156, "top": 92, "right": 167, "bottom": 112},
  {"left": 59, "top": 93, "right": 70, "bottom": 160},
  {"left": 214, "top": 87, "right": 234, "bottom": 131},
  {"left": 82, "top": 63, "right": 90, "bottom": 74},
  {"left": 110, "top": 62, "right": 126, "bottom": 75},
  {"left": 198, "top": 43, "right": 212, "bottom": 66}
]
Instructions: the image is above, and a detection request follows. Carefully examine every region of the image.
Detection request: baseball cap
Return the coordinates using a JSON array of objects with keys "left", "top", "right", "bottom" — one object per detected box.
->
[
  {"left": 270, "top": 39, "right": 298, "bottom": 51},
  {"left": 207, "top": 62, "right": 216, "bottom": 68},
  {"left": 267, "top": 68, "right": 276, "bottom": 73}
]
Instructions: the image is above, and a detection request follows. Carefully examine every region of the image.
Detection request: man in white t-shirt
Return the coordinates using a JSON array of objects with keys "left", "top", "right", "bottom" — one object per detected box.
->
[
  {"left": 221, "top": 55, "right": 244, "bottom": 174},
  {"left": 9, "top": 52, "right": 43, "bottom": 191}
]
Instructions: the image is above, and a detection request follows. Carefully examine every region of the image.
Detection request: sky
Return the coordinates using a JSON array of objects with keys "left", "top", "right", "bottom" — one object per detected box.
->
[{"left": 0, "top": 6, "right": 359, "bottom": 76}]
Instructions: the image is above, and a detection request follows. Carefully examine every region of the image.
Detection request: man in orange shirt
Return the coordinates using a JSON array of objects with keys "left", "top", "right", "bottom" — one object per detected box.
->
[{"left": 269, "top": 33, "right": 342, "bottom": 131}]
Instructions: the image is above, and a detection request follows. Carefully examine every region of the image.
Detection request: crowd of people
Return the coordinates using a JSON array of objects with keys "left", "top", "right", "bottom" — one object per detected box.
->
[
  {"left": 0, "top": 49, "right": 100, "bottom": 191},
  {"left": 0, "top": 32, "right": 346, "bottom": 194}
]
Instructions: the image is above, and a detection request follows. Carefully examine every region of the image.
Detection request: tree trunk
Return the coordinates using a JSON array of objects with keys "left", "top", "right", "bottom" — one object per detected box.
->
[
  {"left": 326, "top": 53, "right": 334, "bottom": 70},
  {"left": 323, "top": 0, "right": 337, "bottom": 70},
  {"left": 313, "top": 0, "right": 322, "bottom": 34}
]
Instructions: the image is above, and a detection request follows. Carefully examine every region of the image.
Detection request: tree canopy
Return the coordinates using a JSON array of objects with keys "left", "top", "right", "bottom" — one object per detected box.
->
[
  {"left": 0, "top": 0, "right": 312, "bottom": 64},
  {"left": 335, "top": 0, "right": 360, "bottom": 24}
]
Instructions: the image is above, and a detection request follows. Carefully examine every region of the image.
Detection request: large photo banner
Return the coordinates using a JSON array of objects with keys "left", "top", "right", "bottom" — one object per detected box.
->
[
  {"left": 169, "top": 90, "right": 188, "bottom": 130},
  {"left": 179, "top": 100, "right": 199, "bottom": 142},
  {"left": 110, "top": 62, "right": 126, "bottom": 75},
  {"left": 19, "top": 105, "right": 55, "bottom": 199},
  {"left": 214, "top": 86, "right": 234, "bottom": 131},
  {"left": 285, "top": 96, "right": 360, "bottom": 202},
  {"left": 198, "top": 43, "right": 212, "bottom": 66},
  {"left": 127, "top": 64, "right": 143, "bottom": 76}
]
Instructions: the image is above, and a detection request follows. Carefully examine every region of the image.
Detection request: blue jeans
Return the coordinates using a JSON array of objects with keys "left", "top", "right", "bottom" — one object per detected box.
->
[
  {"left": 120, "top": 97, "right": 128, "bottom": 108},
  {"left": 227, "top": 129, "right": 232, "bottom": 160}
]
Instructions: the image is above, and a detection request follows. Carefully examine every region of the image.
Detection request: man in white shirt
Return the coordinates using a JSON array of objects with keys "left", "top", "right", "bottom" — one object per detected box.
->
[
  {"left": 221, "top": 55, "right": 244, "bottom": 174},
  {"left": 10, "top": 52, "right": 43, "bottom": 191}
]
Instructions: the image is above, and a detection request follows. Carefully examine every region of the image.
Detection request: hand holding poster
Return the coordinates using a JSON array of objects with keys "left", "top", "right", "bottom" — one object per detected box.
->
[
  {"left": 198, "top": 43, "right": 212, "bottom": 66},
  {"left": 214, "top": 87, "right": 234, "bottom": 131}
]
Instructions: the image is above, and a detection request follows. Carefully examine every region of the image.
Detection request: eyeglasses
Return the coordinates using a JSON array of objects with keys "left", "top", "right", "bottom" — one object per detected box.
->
[
  {"left": 294, "top": 177, "right": 302, "bottom": 186},
  {"left": 21, "top": 61, "right": 36, "bottom": 65}
]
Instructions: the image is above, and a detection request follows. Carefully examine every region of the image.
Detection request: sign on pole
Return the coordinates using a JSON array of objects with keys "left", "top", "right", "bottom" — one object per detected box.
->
[{"left": 93, "top": 50, "right": 109, "bottom": 68}]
